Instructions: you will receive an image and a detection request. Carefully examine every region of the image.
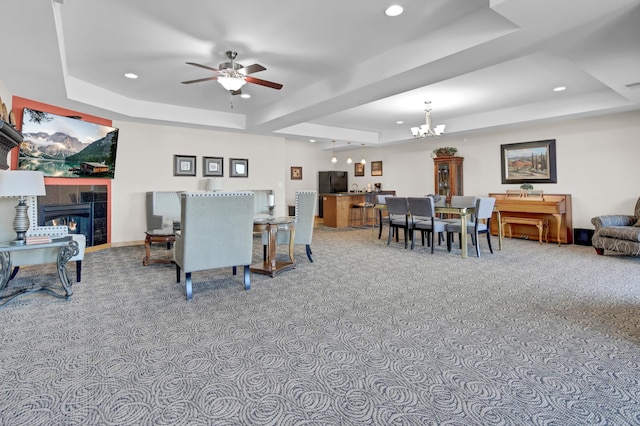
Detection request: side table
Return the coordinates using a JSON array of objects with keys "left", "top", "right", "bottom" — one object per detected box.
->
[
  {"left": 0, "top": 236, "right": 79, "bottom": 307},
  {"left": 143, "top": 230, "right": 176, "bottom": 266},
  {"left": 251, "top": 217, "right": 296, "bottom": 277}
]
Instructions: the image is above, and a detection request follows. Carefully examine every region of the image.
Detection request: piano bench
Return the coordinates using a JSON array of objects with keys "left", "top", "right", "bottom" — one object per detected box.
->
[{"left": 501, "top": 216, "right": 549, "bottom": 244}]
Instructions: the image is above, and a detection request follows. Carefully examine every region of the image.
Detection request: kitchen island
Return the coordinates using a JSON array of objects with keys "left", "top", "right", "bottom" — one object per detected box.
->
[{"left": 321, "top": 193, "right": 366, "bottom": 228}]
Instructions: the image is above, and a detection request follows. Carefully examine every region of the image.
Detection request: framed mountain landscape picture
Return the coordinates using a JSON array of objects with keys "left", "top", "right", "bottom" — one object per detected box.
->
[{"left": 18, "top": 107, "right": 119, "bottom": 178}]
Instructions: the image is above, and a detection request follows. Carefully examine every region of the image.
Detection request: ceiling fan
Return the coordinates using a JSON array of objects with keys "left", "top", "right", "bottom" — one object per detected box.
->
[{"left": 181, "top": 51, "right": 283, "bottom": 95}]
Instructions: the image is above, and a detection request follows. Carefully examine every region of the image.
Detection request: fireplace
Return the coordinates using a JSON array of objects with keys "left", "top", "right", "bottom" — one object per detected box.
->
[
  {"left": 36, "top": 184, "right": 109, "bottom": 247},
  {"left": 39, "top": 203, "right": 94, "bottom": 246}
]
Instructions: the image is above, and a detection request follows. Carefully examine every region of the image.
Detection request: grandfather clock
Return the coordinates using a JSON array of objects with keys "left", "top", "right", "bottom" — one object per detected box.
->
[{"left": 433, "top": 156, "right": 463, "bottom": 202}]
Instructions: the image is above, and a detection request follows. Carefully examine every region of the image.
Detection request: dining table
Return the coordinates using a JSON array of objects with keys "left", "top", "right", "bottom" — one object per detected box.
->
[{"left": 373, "top": 202, "right": 503, "bottom": 258}]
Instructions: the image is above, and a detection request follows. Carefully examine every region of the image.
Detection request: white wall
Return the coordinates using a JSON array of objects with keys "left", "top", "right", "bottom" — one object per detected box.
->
[
  {"left": 4, "top": 78, "right": 639, "bottom": 242},
  {"left": 336, "top": 110, "right": 640, "bottom": 229},
  {"left": 111, "top": 120, "right": 287, "bottom": 245}
]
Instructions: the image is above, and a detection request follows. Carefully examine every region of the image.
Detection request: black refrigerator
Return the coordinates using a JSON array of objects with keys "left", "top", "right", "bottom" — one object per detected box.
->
[{"left": 318, "top": 171, "right": 348, "bottom": 218}]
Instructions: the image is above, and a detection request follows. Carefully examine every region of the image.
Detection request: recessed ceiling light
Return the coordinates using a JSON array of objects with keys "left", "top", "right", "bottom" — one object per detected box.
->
[
  {"left": 553, "top": 86, "right": 566, "bottom": 92},
  {"left": 309, "top": 139, "right": 316, "bottom": 143},
  {"left": 385, "top": 5, "right": 403, "bottom": 17},
  {"left": 396, "top": 121, "right": 403, "bottom": 124},
  {"left": 240, "top": 93, "right": 251, "bottom": 99},
  {"left": 124, "top": 73, "right": 138, "bottom": 79}
]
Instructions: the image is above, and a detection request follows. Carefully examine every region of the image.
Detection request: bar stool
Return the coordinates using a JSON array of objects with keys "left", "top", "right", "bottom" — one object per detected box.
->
[{"left": 350, "top": 192, "right": 375, "bottom": 227}]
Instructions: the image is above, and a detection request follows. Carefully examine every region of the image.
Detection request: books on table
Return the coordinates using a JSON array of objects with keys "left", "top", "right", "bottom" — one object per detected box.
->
[{"left": 25, "top": 235, "right": 53, "bottom": 245}]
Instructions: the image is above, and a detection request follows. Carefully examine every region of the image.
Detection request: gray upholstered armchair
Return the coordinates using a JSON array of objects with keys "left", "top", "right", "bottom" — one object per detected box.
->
[
  {"left": 591, "top": 197, "right": 640, "bottom": 256},
  {"left": 174, "top": 191, "right": 255, "bottom": 300},
  {"left": 146, "top": 191, "right": 181, "bottom": 231},
  {"left": 262, "top": 190, "right": 317, "bottom": 262}
]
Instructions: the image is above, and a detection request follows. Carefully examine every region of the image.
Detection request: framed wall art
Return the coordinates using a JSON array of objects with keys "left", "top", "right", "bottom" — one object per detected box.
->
[
  {"left": 500, "top": 139, "right": 557, "bottom": 184},
  {"left": 371, "top": 161, "right": 383, "bottom": 176},
  {"left": 230, "top": 158, "right": 249, "bottom": 178},
  {"left": 174, "top": 155, "right": 196, "bottom": 176},
  {"left": 354, "top": 162, "right": 365, "bottom": 177},
  {"left": 291, "top": 166, "right": 302, "bottom": 180},
  {"left": 203, "top": 156, "right": 223, "bottom": 177}
]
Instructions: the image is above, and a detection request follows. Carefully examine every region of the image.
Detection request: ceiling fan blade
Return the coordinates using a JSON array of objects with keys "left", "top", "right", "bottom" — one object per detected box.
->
[
  {"left": 230, "top": 89, "right": 242, "bottom": 96},
  {"left": 181, "top": 76, "right": 219, "bottom": 84},
  {"left": 242, "top": 64, "right": 266, "bottom": 75},
  {"left": 185, "top": 62, "right": 219, "bottom": 72},
  {"left": 245, "top": 76, "right": 283, "bottom": 90}
]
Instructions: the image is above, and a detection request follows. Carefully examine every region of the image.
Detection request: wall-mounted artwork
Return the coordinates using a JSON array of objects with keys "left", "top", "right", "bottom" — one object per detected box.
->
[
  {"left": 290, "top": 166, "right": 302, "bottom": 180},
  {"left": 354, "top": 162, "right": 365, "bottom": 177},
  {"left": 371, "top": 161, "right": 383, "bottom": 176},
  {"left": 203, "top": 156, "right": 223, "bottom": 177},
  {"left": 19, "top": 107, "right": 119, "bottom": 178},
  {"left": 230, "top": 158, "right": 248, "bottom": 178},
  {"left": 174, "top": 155, "right": 196, "bottom": 176},
  {"left": 501, "top": 139, "right": 557, "bottom": 184}
]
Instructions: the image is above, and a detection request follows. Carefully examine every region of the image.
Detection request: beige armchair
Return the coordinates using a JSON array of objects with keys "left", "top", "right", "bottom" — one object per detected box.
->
[{"left": 174, "top": 191, "right": 255, "bottom": 300}]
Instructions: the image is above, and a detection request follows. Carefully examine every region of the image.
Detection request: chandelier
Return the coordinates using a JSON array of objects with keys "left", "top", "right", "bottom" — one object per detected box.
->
[{"left": 411, "top": 101, "right": 445, "bottom": 138}]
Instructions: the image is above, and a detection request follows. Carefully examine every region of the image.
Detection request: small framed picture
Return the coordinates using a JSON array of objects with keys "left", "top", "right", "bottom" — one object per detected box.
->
[
  {"left": 174, "top": 155, "right": 196, "bottom": 176},
  {"left": 371, "top": 161, "right": 383, "bottom": 176},
  {"left": 291, "top": 166, "right": 302, "bottom": 180},
  {"left": 203, "top": 156, "right": 223, "bottom": 177},
  {"left": 230, "top": 158, "right": 249, "bottom": 178},
  {"left": 354, "top": 162, "right": 365, "bottom": 177}
]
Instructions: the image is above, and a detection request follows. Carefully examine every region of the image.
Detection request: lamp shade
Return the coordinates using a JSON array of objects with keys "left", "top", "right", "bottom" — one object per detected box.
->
[
  {"left": 206, "top": 178, "right": 223, "bottom": 191},
  {"left": 0, "top": 170, "right": 46, "bottom": 197},
  {"left": 218, "top": 76, "right": 247, "bottom": 92}
]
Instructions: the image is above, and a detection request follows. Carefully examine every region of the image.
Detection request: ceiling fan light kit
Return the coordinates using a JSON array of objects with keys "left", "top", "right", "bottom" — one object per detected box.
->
[
  {"left": 182, "top": 50, "right": 282, "bottom": 95},
  {"left": 411, "top": 101, "right": 445, "bottom": 138},
  {"left": 217, "top": 70, "right": 247, "bottom": 92}
]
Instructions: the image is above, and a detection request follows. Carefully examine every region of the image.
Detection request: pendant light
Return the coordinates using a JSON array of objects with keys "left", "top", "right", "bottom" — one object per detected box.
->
[
  {"left": 346, "top": 142, "right": 353, "bottom": 164},
  {"left": 331, "top": 140, "right": 337, "bottom": 163},
  {"left": 360, "top": 144, "right": 366, "bottom": 164}
]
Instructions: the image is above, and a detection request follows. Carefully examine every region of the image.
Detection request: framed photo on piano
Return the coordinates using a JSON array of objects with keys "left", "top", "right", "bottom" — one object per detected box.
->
[{"left": 500, "top": 139, "right": 557, "bottom": 184}]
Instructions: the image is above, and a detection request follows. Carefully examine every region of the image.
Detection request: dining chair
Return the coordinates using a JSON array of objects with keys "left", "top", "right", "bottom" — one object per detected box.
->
[
  {"left": 445, "top": 197, "right": 496, "bottom": 257},
  {"left": 375, "top": 194, "right": 390, "bottom": 239},
  {"left": 408, "top": 196, "right": 447, "bottom": 253},
  {"left": 263, "top": 190, "right": 317, "bottom": 262},
  {"left": 440, "top": 195, "right": 477, "bottom": 243},
  {"left": 385, "top": 197, "right": 411, "bottom": 249}
]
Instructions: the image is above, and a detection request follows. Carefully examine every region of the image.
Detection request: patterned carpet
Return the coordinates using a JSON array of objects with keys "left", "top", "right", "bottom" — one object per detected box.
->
[{"left": 1, "top": 225, "right": 639, "bottom": 425}]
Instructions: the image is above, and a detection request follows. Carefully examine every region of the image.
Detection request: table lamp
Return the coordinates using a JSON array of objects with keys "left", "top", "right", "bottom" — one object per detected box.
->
[
  {"left": 0, "top": 170, "right": 46, "bottom": 244},
  {"left": 206, "top": 178, "right": 223, "bottom": 191}
]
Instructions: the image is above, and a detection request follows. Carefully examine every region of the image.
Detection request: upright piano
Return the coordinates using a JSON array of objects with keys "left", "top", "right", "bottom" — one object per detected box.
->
[{"left": 489, "top": 193, "right": 573, "bottom": 244}]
